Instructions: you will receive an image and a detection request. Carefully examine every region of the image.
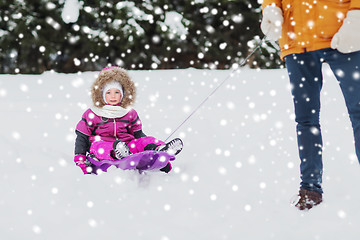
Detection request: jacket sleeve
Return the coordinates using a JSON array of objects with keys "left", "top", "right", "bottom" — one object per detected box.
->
[
  {"left": 129, "top": 109, "right": 147, "bottom": 138},
  {"left": 74, "top": 109, "right": 96, "bottom": 155},
  {"left": 262, "top": 0, "right": 282, "bottom": 9},
  {"left": 74, "top": 130, "right": 91, "bottom": 155},
  {"left": 134, "top": 130, "right": 147, "bottom": 139},
  {"left": 350, "top": 0, "right": 360, "bottom": 10},
  {"left": 128, "top": 109, "right": 143, "bottom": 133}
]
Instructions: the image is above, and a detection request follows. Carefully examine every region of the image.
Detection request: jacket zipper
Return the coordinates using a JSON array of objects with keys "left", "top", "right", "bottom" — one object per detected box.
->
[{"left": 113, "top": 119, "right": 118, "bottom": 140}]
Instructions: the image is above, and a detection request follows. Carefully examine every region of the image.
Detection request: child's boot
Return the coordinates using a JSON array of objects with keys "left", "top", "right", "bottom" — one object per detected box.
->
[
  {"left": 157, "top": 138, "right": 183, "bottom": 155},
  {"left": 113, "top": 140, "right": 131, "bottom": 159}
]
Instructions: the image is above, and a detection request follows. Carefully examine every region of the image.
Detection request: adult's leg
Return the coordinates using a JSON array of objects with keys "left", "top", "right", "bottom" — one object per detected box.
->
[
  {"left": 325, "top": 49, "right": 360, "bottom": 162},
  {"left": 285, "top": 51, "right": 324, "bottom": 194}
]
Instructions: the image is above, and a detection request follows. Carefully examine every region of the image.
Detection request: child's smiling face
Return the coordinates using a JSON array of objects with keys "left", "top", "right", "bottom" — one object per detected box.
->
[{"left": 105, "top": 88, "right": 122, "bottom": 105}]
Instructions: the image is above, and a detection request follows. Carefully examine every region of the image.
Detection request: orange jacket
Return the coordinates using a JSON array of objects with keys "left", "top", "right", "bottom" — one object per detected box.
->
[{"left": 262, "top": 0, "right": 360, "bottom": 59}]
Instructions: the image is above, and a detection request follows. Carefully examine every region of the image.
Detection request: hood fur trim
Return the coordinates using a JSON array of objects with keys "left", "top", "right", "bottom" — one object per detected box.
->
[{"left": 91, "top": 67, "right": 136, "bottom": 108}]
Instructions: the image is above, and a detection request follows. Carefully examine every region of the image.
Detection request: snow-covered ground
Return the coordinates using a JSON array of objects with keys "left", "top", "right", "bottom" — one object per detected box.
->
[{"left": 0, "top": 67, "right": 359, "bottom": 240}]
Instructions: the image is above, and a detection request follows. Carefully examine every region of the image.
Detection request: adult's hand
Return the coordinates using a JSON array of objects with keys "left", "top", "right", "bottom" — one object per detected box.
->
[
  {"left": 331, "top": 10, "right": 360, "bottom": 54},
  {"left": 260, "top": 5, "right": 284, "bottom": 41}
]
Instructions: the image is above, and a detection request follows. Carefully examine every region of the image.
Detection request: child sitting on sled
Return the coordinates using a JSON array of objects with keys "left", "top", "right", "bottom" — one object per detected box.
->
[{"left": 73, "top": 66, "right": 183, "bottom": 174}]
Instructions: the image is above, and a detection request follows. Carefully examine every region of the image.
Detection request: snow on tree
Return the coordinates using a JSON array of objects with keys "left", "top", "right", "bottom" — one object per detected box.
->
[
  {"left": 61, "top": 0, "right": 80, "bottom": 24},
  {"left": 0, "top": 0, "right": 282, "bottom": 73}
]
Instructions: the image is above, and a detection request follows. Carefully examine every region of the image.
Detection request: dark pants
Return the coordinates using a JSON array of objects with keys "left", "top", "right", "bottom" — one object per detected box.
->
[{"left": 285, "top": 48, "right": 360, "bottom": 194}]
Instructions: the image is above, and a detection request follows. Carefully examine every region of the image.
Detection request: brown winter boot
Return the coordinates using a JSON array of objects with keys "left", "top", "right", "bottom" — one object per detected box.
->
[{"left": 294, "top": 188, "right": 322, "bottom": 210}]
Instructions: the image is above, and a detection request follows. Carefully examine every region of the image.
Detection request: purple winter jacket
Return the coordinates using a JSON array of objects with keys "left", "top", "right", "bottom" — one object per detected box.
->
[{"left": 74, "top": 108, "right": 143, "bottom": 155}]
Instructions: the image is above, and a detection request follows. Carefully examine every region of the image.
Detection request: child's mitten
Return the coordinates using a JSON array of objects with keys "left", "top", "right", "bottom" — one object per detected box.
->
[{"left": 74, "top": 155, "right": 89, "bottom": 174}]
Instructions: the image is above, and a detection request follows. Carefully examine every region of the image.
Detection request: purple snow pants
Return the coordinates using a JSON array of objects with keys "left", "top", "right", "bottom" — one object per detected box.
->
[{"left": 89, "top": 137, "right": 164, "bottom": 160}]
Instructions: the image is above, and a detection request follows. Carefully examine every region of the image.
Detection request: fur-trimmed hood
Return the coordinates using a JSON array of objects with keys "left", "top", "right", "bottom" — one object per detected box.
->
[{"left": 91, "top": 67, "right": 136, "bottom": 108}]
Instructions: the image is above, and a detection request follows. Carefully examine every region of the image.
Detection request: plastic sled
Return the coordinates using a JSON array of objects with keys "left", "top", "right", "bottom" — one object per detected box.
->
[{"left": 86, "top": 150, "right": 175, "bottom": 174}]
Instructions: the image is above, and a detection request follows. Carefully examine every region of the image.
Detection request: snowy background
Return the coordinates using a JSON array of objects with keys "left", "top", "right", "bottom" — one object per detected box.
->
[{"left": 1, "top": 66, "right": 359, "bottom": 239}]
